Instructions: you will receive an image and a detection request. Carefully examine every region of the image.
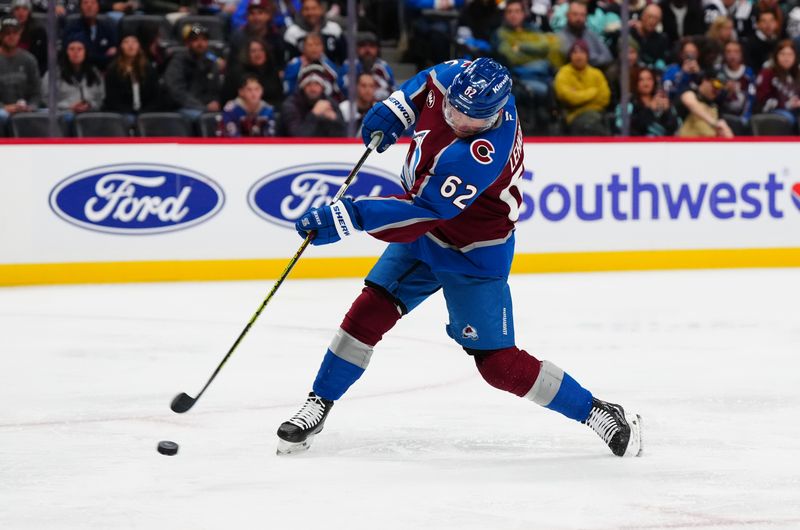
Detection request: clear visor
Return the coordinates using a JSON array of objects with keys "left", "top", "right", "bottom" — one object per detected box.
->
[{"left": 443, "top": 98, "right": 497, "bottom": 136}]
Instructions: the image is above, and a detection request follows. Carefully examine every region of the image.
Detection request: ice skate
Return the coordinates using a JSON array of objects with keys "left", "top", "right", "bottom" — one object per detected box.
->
[
  {"left": 276, "top": 392, "right": 334, "bottom": 455},
  {"left": 583, "top": 398, "right": 642, "bottom": 457}
]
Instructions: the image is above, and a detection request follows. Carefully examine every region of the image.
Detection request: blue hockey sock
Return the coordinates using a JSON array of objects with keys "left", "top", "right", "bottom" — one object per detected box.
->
[
  {"left": 546, "top": 371, "right": 593, "bottom": 422},
  {"left": 524, "top": 361, "right": 593, "bottom": 422},
  {"left": 312, "top": 349, "right": 365, "bottom": 401}
]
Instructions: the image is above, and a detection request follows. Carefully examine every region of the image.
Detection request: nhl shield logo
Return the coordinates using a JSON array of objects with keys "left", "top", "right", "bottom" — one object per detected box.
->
[{"left": 462, "top": 325, "right": 479, "bottom": 340}]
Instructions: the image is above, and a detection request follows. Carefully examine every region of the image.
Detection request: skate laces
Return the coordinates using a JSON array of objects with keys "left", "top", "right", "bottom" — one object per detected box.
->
[
  {"left": 288, "top": 395, "right": 327, "bottom": 429},
  {"left": 584, "top": 403, "right": 622, "bottom": 444}
]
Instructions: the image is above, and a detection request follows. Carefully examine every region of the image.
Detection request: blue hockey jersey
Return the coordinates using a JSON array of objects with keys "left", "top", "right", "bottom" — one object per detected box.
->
[{"left": 351, "top": 60, "right": 525, "bottom": 277}]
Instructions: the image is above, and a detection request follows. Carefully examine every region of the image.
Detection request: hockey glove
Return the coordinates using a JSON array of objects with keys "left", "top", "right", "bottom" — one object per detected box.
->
[
  {"left": 295, "top": 199, "right": 363, "bottom": 246},
  {"left": 361, "top": 95, "right": 415, "bottom": 153}
]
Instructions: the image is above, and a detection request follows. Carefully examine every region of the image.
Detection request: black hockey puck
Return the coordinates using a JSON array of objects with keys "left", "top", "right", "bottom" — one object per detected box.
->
[{"left": 157, "top": 440, "right": 179, "bottom": 456}]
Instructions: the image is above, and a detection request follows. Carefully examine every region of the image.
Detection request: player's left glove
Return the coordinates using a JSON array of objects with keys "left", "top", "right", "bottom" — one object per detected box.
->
[{"left": 295, "top": 199, "right": 363, "bottom": 246}]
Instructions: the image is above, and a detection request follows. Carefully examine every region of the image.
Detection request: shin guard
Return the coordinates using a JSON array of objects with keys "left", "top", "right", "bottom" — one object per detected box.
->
[{"left": 473, "top": 347, "right": 542, "bottom": 397}]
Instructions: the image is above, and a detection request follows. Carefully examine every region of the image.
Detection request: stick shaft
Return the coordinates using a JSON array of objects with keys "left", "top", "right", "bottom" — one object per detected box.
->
[{"left": 187, "top": 138, "right": 380, "bottom": 406}]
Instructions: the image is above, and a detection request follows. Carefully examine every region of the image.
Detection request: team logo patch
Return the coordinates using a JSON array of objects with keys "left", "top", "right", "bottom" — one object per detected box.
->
[
  {"left": 426, "top": 90, "right": 435, "bottom": 108},
  {"left": 792, "top": 182, "right": 800, "bottom": 211},
  {"left": 462, "top": 325, "right": 479, "bottom": 340},
  {"left": 470, "top": 139, "right": 495, "bottom": 165}
]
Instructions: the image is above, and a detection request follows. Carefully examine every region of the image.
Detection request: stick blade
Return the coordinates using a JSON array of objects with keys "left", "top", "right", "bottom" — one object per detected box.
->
[{"left": 170, "top": 392, "right": 196, "bottom": 413}]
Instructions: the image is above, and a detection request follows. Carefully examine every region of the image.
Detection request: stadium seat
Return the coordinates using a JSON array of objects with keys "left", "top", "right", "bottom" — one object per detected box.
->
[
  {"left": 9, "top": 112, "right": 65, "bottom": 138},
  {"left": 63, "top": 13, "right": 115, "bottom": 30},
  {"left": 137, "top": 112, "right": 192, "bottom": 137},
  {"left": 74, "top": 112, "right": 129, "bottom": 137},
  {"left": 174, "top": 15, "right": 227, "bottom": 42},
  {"left": 198, "top": 112, "right": 222, "bottom": 137},
  {"left": 750, "top": 113, "right": 795, "bottom": 136},
  {"left": 119, "top": 14, "right": 174, "bottom": 46}
]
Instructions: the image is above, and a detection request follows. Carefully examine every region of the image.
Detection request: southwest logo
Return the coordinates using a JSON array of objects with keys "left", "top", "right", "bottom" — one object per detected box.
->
[
  {"left": 49, "top": 163, "right": 224, "bottom": 234},
  {"left": 248, "top": 163, "right": 404, "bottom": 228},
  {"left": 792, "top": 182, "right": 800, "bottom": 210}
]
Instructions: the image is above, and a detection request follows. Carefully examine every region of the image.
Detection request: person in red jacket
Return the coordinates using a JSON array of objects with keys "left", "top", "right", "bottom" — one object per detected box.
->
[{"left": 755, "top": 39, "right": 800, "bottom": 129}]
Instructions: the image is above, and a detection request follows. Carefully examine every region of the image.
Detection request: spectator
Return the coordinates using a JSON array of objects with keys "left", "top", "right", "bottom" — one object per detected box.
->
[
  {"left": 102, "top": 0, "right": 140, "bottom": 21},
  {"left": 222, "top": 37, "right": 283, "bottom": 107},
  {"left": 284, "top": 0, "right": 346, "bottom": 64},
  {"left": 279, "top": 69, "right": 345, "bottom": 136},
  {"left": 494, "top": 0, "right": 563, "bottom": 99},
  {"left": 677, "top": 69, "right": 734, "bottom": 136},
  {"left": 11, "top": 0, "right": 47, "bottom": 74},
  {"left": 339, "top": 71, "right": 377, "bottom": 135},
  {"left": 703, "top": 15, "right": 736, "bottom": 69},
  {"left": 554, "top": 39, "right": 611, "bottom": 135},
  {"left": 404, "top": 0, "right": 465, "bottom": 69},
  {"left": 718, "top": 40, "right": 755, "bottom": 133},
  {"left": 138, "top": 22, "right": 169, "bottom": 75},
  {"left": 755, "top": 39, "right": 800, "bottom": 127},
  {"left": 232, "top": 0, "right": 299, "bottom": 29},
  {"left": 743, "top": 9, "right": 780, "bottom": 72},
  {"left": 703, "top": 0, "right": 753, "bottom": 40},
  {"left": 663, "top": 38, "right": 703, "bottom": 100},
  {"left": 283, "top": 32, "right": 340, "bottom": 97},
  {"left": 632, "top": 4, "right": 672, "bottom": 70},
  {"left": 456, "top": 0, "right": 503, "bottom": 57},
  {"left": 163, "top": 24, "right": 222, "bottom": 121},
  {"left": 103, "top": 31, "right": 160, "bottom": 122},
  {"left": 340, "top": 31, "right": 395, "bottom": 101},
  {"left": 228, "top": 0, "right": 286, "bottom": 70},
  {"left": 659, "top": 0, "right": 706, "bottom": 43},
  {"left": 750, "top": 0, "right": 784, "bottom": 38},
  {"left": 221, "top": 74, "right": 276, "bottom": 136},
  {"left": 616, "top": 67, "right": 680, "bottom": 135},
  {"left": 41, "top": 35, "right": 105, "bottom": 123},
  {"left": 62, "top": 0, "right": 118, "bottom": 70},
  {"left": 557, "top": 0, "right": 613, "bottom": 68},
  {"left": 0, "top": 17, "right": 40, "bottom": 131},
  {"left": 549, "top": 0, "right": 621, "bottom": 44}
]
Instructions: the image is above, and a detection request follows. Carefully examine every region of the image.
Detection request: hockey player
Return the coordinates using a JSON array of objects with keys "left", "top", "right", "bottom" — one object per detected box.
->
[{"left": 279, "top": 57, "right": 642, "bottom": 458}]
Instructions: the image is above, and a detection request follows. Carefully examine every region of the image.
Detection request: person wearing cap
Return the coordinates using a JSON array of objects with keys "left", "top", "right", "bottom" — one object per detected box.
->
[
  {"left": 278, "top": 67, "right": 345, "bottom": 136},
  {"left": 41, "top": 34, "right": 105, "bottom": 124},
  {"left": 163, "top": 23, "right": 222, "bottom": 121},
  {"left": 284, "top": 0, "right": 346, "bottom": 64},
  {"left": 678, "top": 69, "right": 734, "bottom": 136},
  {"left": 11, "top": 0, "right": 48, "bottom": 74},
  {"left": 339, "top": 31, "right": 395, "bottom": 101},
  {"left": 0, "top": 17, "right": 41, "bottom": 131},
  {"left": 553, "top": 39, "right": 611, "bottom": 135},
  {"left": 283, "top": 31, "right": 341, "bottom": 98},
  {"left": 62, "top": 0, "right": 118, "bottom": 70},
  {"left": 228, "top": 0, "right": 286, "bottom": 70}
]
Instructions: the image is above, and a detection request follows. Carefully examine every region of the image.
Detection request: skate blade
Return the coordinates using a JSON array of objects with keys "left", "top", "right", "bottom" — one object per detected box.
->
[
  {"left": 276, "top": 434, "right": 316, "bottom": 456},
  {"left": 624, "top": 413, "right": 643, "bottom": 457}
]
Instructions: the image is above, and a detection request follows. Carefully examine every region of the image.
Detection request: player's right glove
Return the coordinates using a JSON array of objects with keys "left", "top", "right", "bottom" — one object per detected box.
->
[
  {"left": 361, "top": 100, "right": 409, "bottom": 153},
  {"left": 295, "top": 199, "right": 363, "bottom": 246}
]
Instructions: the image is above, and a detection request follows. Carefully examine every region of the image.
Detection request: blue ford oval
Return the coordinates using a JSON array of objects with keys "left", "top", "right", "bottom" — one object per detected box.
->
[
  {"left": 248, "top": 163, "right": 403, "bottom": 228},
  {"left": 49, "top": 163, "right": 225, "bottom": 234}
]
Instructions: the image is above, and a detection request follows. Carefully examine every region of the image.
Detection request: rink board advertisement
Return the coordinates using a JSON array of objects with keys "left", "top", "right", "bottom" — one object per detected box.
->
[{"left": 1, "top": 139, "right": 799, "bottom": 285}]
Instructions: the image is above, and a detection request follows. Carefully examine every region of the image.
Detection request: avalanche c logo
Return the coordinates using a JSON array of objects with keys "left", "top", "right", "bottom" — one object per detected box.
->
[
  {"left": 470, "top": 139, "right": 494, "bottom": 165},
  {"left": 792, "top": 182, "right": 800, "bottom": 210}
]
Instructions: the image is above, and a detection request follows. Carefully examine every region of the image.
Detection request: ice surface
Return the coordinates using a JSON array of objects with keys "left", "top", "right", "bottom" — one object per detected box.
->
[{"left": 1, "top": 269, "right": 799, "bottom": 529}]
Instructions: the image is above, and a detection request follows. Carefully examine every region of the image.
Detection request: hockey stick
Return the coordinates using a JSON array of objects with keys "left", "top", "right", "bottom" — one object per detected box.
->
[{"left": 170, "top": 133, "right": 384, "bottom": 413}]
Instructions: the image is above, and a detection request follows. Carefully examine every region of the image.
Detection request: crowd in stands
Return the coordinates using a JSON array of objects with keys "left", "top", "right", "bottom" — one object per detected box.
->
[{"left": 2, "top": 0, "right": 800, "bottom": 137}]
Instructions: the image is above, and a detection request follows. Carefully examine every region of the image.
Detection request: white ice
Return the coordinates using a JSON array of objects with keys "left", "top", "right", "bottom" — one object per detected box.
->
[{"left": 1, "top": 269, "right": 799, "bottom": 529}]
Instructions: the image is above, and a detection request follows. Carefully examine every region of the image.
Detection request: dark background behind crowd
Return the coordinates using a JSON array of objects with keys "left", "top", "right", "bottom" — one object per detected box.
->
[{"left": 2, "top": 0, "right": 800, "bottom": 138}]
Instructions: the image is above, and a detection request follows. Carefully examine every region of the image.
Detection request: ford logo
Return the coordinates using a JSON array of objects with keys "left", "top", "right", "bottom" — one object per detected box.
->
[
  {"left": 49, "top": 163, "right": 225, "bottom": 234},
  {"left": 248, "top": 163, "right": 404, "bottom": 228}
]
